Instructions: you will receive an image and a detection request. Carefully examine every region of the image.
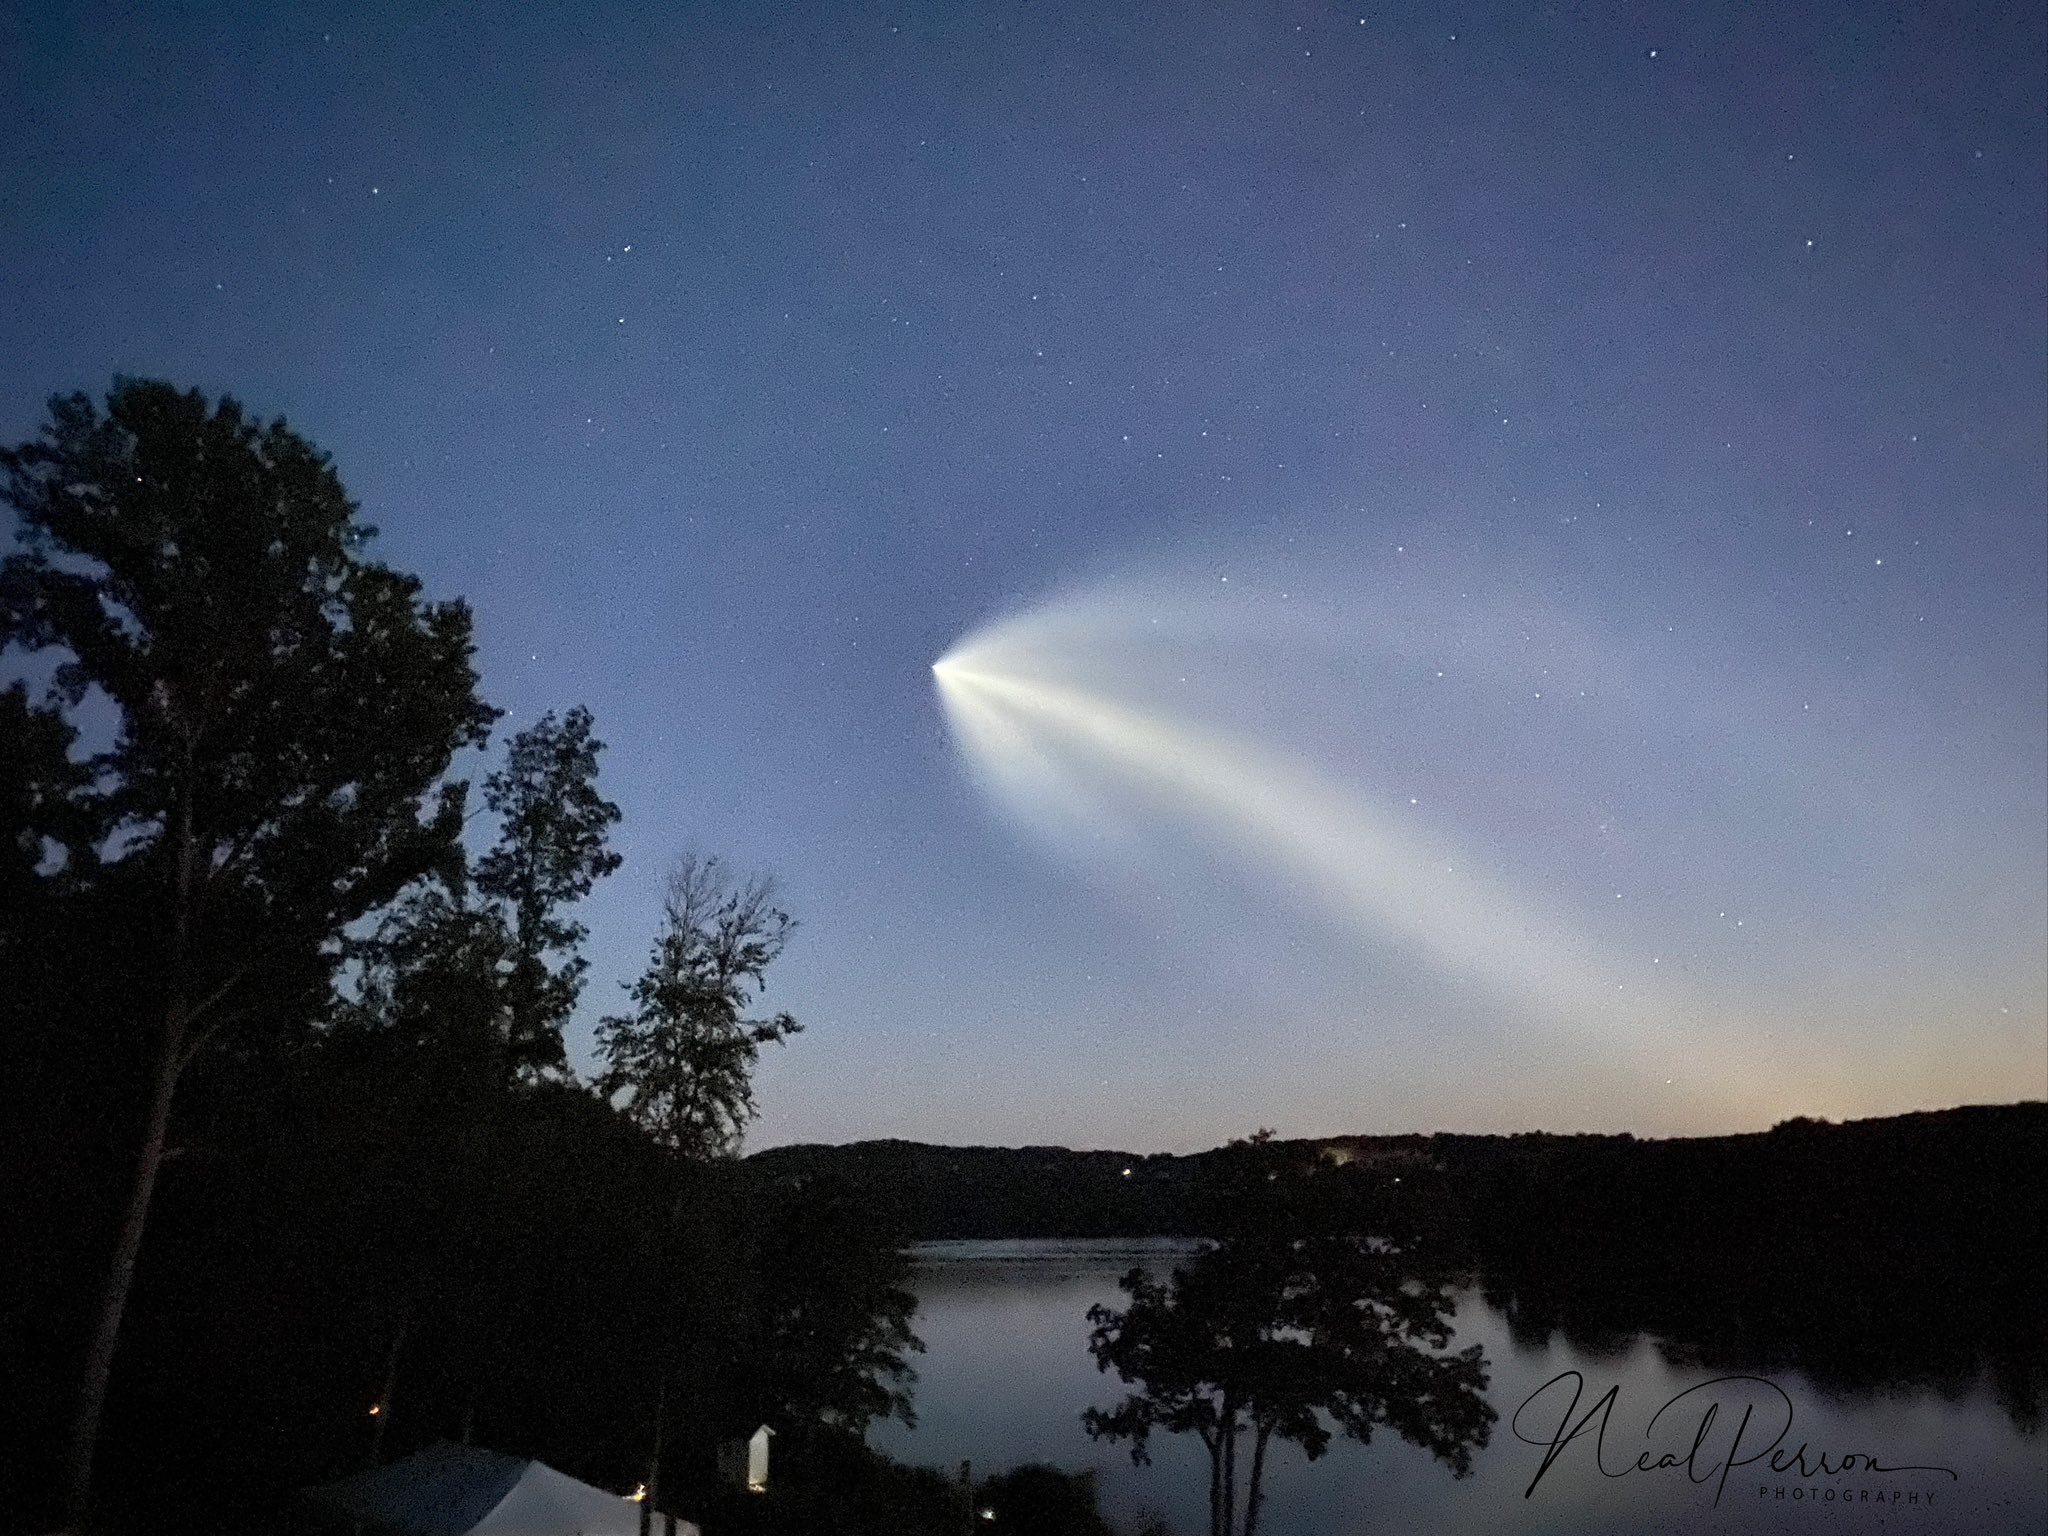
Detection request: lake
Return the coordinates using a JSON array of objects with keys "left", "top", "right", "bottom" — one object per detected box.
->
[{"left": 868, "top": 1239, "right": 2047, "bottom": 1536}]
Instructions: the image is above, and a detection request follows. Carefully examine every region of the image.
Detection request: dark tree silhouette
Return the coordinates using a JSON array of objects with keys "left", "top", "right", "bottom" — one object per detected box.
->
[
  {"left": 340, "top": 887, "right": 522, "bottom": 1087},
  {"left": 476, "top": 705, "right": 623, "bottom": 1079},
  {"left": 320, "top": 706, "right": 622, "bottom": 1461},
  {"left": 1085, "top": 1137, "right": 1493, "bottom": 1536},
  {"left": 0, "top": 380, "right": 496, "bottom": 1524},
  {"left": 596, "top": 853, "right": 802, "bottom": 1161},
  {"left": 341, "top": 706, "right": 622, "bottom": 1086},
  {"left": 736, "top": 1173, "right": 922, "bottom": 1435},
  {"left": 593, "top": 853, "right": 803, "bottom": 1530},
  {"left": 0, "top": 681, "right": 87, "bottom": 913}
]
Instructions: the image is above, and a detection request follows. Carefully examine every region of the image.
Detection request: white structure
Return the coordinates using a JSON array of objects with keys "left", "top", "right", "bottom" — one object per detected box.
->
[
  {"left": 715, "top": 1424, "right": 774, "bottom": 1493},
  {"left": 308, "top": 1441, "right": 701, "bottom": 1536}
]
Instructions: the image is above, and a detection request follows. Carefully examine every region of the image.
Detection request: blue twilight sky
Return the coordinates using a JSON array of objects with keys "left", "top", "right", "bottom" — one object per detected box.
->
[{"left": 3, "top": 0, "right": 2042, "bottom": 1150}]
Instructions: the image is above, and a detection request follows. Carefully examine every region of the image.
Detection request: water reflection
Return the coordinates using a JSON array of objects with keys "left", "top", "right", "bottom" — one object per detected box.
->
[{"left": 871, "top": 1240, "right": 2047, "bottom": 1536}]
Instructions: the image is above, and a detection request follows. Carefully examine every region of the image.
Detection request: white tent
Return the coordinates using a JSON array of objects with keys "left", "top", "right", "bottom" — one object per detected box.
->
[{"left": 308, "top": 1442, "right": 699, "bottom": 1536}]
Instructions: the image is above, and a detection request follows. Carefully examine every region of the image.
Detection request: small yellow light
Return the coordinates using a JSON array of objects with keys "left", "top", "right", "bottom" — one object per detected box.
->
[
  {"left": 630, "top": 1483, "right": 647, "bottom": 1502},
  {"left": 368, "top": 1404, "right": 382, "bottom": 1417}
]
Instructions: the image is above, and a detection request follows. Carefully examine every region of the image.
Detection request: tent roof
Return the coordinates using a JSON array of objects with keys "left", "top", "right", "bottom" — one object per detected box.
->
[
  {"left": 308, "top": 1442, "right": 646, "bottom": 1536},
  {"left": 468, "top": 1460, "right": 646, "bottom": 1536}
]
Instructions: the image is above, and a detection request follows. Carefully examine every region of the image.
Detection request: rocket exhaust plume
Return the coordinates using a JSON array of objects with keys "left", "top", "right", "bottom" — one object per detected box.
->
[{"left": 930, "top": 575, "right": 1821, "bottom": 1122}]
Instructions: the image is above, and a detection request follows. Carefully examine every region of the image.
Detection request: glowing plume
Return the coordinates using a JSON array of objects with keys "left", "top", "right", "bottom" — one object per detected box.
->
[{"left": 928, "top": 591, "right": 1822, "bottom": 1121}]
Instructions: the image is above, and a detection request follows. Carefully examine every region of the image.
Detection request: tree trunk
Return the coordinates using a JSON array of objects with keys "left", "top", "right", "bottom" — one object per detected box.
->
[
  {"left": 641, "top": 1171, "right": 695, "bottom": 1536},
  {"left": 1204, "top": 1429, "right": 1223, "bottom": 1536},
  {"left": 1243, "top": 1424, "right": 1272, "bottom": 1536},
  {"left": 67, "top": 761, "right": 203, "bottom": 1527},
  {"left": 367, "top": 1304, "right": 412, "bottom": 1469},
  {"left": 64, "top": 1008, "right": 185, "bottom": 1525},
  {"left": 639, "top": 1378, "right": 666, "bottom": 1536},
  {"left": 1220, "top": 1405, "right": 1238, "bottom": 1536}
]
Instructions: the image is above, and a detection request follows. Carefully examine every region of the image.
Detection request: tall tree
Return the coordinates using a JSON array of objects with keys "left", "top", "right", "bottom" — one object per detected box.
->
[
  {"left": 735, "top": 1172, "right": 922, "bottom": 1436},
  {"left": 0, "top": 381, "right": 497, "bottom": 1523},
  {"left": 1084, "top": 1138, "right": 1494, "bottom": 1536},
  {"left": 594, "top": 853, "right": 802, "bottom": 1529},
  {"left": 340, "top": 706, "right": 621, "bottom": 1086},
  {"left": 595, "top": 853, "right": 802, "bottom": 1161},
  {"left": 321, "top": 707, "right": 621, "bottom": 1453},
  {"left": 475, "top": 706, "right": 623, "bottom": 1080}
]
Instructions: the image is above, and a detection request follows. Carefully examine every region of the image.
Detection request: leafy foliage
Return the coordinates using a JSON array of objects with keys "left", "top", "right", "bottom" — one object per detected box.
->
[
  {"left": 735, "top": 1174, "right": 922, "bottom": 1434},
  {"left": 1085, "top": 1135, "right": 1493, "bottom": 1536},
  {"left": 0, "top": 382, "right": 496, "bottom": 986},
  {"left": 0, "top": 379, "right": 497, "bottom": 1519},
  {"left": 475, "top": 706, "right": 623, "bottom": 1078},
  {"left": 596, "top": 853, "right": 802, "bottom": 1159},
  {"left": 338, "top": 890, "right": 517, "bottom": 1081},
  {"left": 0, "top": 682, "right": 85, "bottom": 904},
  {"left": 337, "top": 706, "right": 622, "bottom": 1088}
]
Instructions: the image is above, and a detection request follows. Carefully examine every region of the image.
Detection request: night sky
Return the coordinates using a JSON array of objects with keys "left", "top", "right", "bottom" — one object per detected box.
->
[{"left": 3, "top": 1, "right": 2042, "bottom": 1150}]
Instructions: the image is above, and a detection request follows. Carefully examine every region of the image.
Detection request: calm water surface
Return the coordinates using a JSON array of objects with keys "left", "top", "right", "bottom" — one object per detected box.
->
[{"left": 868, "top": 1239, "right": 2046, "bottom": 1536}]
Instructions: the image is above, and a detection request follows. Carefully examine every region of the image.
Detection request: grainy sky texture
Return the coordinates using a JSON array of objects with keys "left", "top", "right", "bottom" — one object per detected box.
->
[{"left": 3, "top": 1, "right": 2042, "bottom": 1149}]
